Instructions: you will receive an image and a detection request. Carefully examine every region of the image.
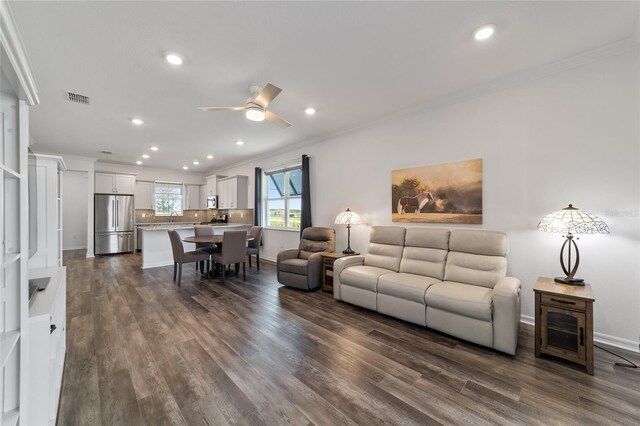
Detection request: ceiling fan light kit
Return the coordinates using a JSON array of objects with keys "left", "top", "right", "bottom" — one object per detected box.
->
[
  {"left": 245, "top": 104, "right": 266, "bottom": 122},
  {"left": 199, "top": 83, "right": 292, "bottom": 128}
]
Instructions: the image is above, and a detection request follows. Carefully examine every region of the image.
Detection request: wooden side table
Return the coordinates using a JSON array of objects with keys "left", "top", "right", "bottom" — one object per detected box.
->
[
  {"left": 321, "top": 252, "right": 360, "bottom": 293},
  {"left": 534, "top": 276, "right": 595, "bottom": 375}
]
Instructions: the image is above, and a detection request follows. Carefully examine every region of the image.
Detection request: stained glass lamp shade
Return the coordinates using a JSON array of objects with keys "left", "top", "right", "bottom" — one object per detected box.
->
[
  {"left": 335, "top": 208, "right": 363, "bottom": 254},
  {"left": 537, "top": 204, "right": 609, "bottom": 285}
]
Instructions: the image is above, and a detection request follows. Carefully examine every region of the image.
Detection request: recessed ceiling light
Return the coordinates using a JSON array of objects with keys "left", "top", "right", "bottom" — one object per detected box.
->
[
  {"left": 131, "top": 118, "right": 144, "bottom": 125},
  {"left": 235, "top": 140, "right": 244, "bottom": 146},
  {"left": 193, "top": 161, "right": 199, "bottom": 165},
  {"left": 136, "top": 161, "right": 142, "bottom": 165},
  {"left": 142, "top": 154, "right": 150, "bottom": 159},
  {"left": 182, "top": 165, "right": 188, "bottom": 170},
  {"left": 165, "top": 53, "right": 184, "bottom": 65},
  {"left": 150, "top": 146, "right": 159, "bottom": 151},
  {"left": 473, "top": 24, "right": 495, "bottom": 41},
  {"left": 206, "top": 154, "right": 213, "bottom": 159},
  {"left": 304, "top": 107, "right": 316, "bottom": 115}
]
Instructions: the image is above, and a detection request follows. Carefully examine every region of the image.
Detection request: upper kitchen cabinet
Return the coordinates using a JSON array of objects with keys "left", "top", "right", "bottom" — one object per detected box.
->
[
  {"left": 95, "top": 172, "right": 135, "bottom": 194},
  {"left": 184, "top": 185, "right": 200, "bottom": 210},
  {"left": 218, "top": 175, "right": 248, "bottom": 209},
  {"left": 205, "top": 175, "right": 225, "bottom": 197},
  {"left": 134, "top": 181, "right": 154, "bottom": 209}
]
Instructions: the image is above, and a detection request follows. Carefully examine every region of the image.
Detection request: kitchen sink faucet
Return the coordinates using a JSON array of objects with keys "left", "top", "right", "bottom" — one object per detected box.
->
[{"left": 170, "top": 211, "right": 179, "bottom": 223}]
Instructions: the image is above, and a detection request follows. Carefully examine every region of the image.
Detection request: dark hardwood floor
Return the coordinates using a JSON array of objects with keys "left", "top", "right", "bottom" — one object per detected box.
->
[{"left": 59, "top": 250, "right": 640, "bottom": 425}]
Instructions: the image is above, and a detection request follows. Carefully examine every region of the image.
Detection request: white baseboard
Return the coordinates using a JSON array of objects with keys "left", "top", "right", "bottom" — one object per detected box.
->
[{"left": 520, "top": 315, "right": 639, "bottom": 353}]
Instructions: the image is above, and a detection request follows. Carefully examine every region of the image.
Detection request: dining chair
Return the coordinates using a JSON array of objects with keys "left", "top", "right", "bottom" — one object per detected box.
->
[
  {"left": 245, "top": 226, "right": 263, "bottom": 270},
  {"left": 194, "top": 225, "right": 219, "bottom": 274},
  {"left": 210, "top": 230, "right": 248, "bottom": 283},
  {"left": 168, "top": 230, "right": 210, "bottom": 285}
]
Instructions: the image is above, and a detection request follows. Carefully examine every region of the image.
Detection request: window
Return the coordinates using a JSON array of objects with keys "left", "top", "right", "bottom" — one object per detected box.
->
[
  {"left": 155, "top": 182, "right": 183, "bottom": 216},
  {"left": 265, "top": 166, "right": 302, "bottom": 228}
]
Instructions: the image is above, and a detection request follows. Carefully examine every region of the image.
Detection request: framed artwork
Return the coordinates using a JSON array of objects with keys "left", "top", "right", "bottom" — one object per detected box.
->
[{"left": 392, "top": 158, "right": 482, "bottom": 224}]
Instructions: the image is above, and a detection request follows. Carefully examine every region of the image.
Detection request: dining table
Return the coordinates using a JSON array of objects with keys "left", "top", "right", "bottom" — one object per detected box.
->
[{"left": 182, "top": 235, "right": 254, "bottom": 278}]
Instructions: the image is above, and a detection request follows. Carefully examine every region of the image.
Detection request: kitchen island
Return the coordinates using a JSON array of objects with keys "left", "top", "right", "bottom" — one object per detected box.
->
[{"left": 139, "top": 223, "right": 252, "bottom": 269}]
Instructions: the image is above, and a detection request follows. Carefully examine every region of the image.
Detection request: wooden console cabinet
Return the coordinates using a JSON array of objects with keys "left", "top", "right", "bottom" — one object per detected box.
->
[
  {"left": 534, "top": 276, "right": 594, "bottom": 375},
  {"left": 321, "top": 252, "right": 359, "bottom": 293}
]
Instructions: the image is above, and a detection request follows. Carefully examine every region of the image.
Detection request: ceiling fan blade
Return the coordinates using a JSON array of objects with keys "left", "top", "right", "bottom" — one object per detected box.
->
[
  {"left": 265, "top": 110, "right": 292, "bottom": 128},
  {"left": 198, "top": 106, "right": 248, "bottom": 112},
  {"left": 253, "top": 83, "right": 282, "bottom": 109}
]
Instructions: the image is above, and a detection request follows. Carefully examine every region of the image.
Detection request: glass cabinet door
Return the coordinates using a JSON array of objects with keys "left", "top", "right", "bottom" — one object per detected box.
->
[{"left": 541, "top": 306, "right": 586, "bottom": 362}]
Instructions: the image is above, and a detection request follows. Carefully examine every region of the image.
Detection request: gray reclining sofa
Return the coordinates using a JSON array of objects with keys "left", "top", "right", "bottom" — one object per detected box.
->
[{"left": 333, "top": 226, "right": 521, "bottom": 355}]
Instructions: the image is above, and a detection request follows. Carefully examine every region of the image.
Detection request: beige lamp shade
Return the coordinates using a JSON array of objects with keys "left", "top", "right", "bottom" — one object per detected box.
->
[
  {"left": 335, "top": 208, "right": 363, "bottom": 225},
  {"left": 537, "top": 204, "right": 609, "bottom": 285},
  {"left": 537, "top": 204, "right": 609, "bottom": 235}
]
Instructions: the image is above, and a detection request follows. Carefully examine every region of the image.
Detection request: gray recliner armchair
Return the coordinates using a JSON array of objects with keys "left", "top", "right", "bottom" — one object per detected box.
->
[{"left": 277, "top": 227, "right": 336, "bottom": 290}]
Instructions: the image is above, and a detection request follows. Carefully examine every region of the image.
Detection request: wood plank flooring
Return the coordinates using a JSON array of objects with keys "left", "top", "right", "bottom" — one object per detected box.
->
[{"left": 59, "top": 250, "right": 640, "bottom": 425}]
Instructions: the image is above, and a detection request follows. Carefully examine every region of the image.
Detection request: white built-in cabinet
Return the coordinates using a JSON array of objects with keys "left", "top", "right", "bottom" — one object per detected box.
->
[
  {"left": 26, "top": 267, "right": 66, "bottom": 426},
  {"left": 95, "top": 172, "right": 135, "bottom": 194},
  {"left": 217, "top": 175, "right": 248, "bottom": 209},
  {"left": 1, "top": 3, "right": 40, "bottom": 424},
  {"left": 185, "top": 185, "right": 200, "bottom": 210},
  {"left": 29, "top": 155, "right": 65, "bottom": 269},
  {"left": 134, "top": 181, "right": 154, "bottom": 209}
]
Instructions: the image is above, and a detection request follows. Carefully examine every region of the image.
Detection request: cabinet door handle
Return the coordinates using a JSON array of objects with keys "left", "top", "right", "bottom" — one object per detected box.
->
[
  {"left": 550, "top": 298, "right": 575, "bottom": 305},
  {"left": 579, "top": 327, "right": 584, "bottom": 346}
]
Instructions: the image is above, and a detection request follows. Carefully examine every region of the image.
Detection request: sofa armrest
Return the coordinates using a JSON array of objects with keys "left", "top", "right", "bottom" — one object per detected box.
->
[
  {"left": 306, "top": 252, "right": 325, "bottom": 290},
  {"left": 492, "top": 276, "right": 521, "bottom": 355},
  {"left": 277, "top": 249, "right": 299, "bottom": 263},
  {"left": 333, "top": 255, "right": 365, "bottom": 300}
]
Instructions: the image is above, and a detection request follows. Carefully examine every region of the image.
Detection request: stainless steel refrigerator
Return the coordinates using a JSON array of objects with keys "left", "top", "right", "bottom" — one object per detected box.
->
[{"left": 94, "top": 194, "right": 135, "bottom": 254}]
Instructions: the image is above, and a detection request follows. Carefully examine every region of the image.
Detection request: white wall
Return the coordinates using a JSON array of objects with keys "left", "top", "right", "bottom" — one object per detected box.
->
[
  {"left": 213, "top": 49, "right": 640, "bottom": 350},
  {"left": 61, "top": 155, "right": 96, "bottom": 257},
  {"left": 62, "top": 171, "right": 88, "bottom": 250},
  {"left": 95, "top": 161, "right": 207, "bottom": 185}
]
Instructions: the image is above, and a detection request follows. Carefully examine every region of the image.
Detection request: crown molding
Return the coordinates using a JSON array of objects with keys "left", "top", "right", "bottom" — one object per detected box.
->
[
  {"left": 215, "top": 37, "right": 640, "bottom": 174},
  {"left": 0, "top": 0, "right": 39, "bottom": 105}
]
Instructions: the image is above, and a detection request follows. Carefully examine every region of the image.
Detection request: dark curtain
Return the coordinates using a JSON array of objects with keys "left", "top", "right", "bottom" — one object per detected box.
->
[
  {"left": 254, "top": 167, "right": 262, "bottom": 226},
  {"left": 300, "top": 155, "right": 312, "bottom": 236}
]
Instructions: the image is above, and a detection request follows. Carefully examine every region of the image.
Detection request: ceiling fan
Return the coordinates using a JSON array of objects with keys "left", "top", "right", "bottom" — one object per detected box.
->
[{"left": 198, "top": 83, "right": 292, "bottom": 128}]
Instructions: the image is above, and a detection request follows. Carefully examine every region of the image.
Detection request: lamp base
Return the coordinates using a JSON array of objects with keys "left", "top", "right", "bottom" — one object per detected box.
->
[
  {"left": 342, "top": 248, "right": 355, "bottom": 255},
  {"left": 554, "top": 276, "right": 585, "bottom": 286}
]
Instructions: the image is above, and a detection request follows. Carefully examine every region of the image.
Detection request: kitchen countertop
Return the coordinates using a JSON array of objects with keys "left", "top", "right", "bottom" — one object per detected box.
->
[{"left": 138, "top": 223, "right": 251, "bottom": 231}]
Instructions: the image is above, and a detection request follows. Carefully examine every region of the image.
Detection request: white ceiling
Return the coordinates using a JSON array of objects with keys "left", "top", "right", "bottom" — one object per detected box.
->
[{"left": 9, "top": 1, "right": 639, "bottom": 172}]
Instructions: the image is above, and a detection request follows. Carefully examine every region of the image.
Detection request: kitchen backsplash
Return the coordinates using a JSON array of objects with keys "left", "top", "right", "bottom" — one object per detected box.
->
[{"left": 135, "top": 209, "right": 254, "bottom": 224}]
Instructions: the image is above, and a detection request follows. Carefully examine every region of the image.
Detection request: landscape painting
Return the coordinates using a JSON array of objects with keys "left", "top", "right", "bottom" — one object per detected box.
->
[{"left": 392, "top": 158, "right": 483, "bottom": 224}]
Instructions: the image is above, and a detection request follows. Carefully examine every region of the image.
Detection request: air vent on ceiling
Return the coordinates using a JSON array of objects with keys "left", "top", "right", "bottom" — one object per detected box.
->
[
  {"left": 100, "top": 150, "right": 112, "bottom": 155},
  {"left": 65, "top": 91, "right": 90, "bottom": 105}
]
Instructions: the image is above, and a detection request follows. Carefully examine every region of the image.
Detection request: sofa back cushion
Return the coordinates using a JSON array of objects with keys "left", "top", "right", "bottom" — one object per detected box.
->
[
  {"left": 399, "top": 228, "right": 450, "bottom": 279},
  {"left": 444, "top": 230, "right": 507, "bottom": 288},
  {"left": 298, "top": 227, "right": 336, "bottom": 260},
  {"left": 364, "top": 226, "right": 405, "bottom": 272}
]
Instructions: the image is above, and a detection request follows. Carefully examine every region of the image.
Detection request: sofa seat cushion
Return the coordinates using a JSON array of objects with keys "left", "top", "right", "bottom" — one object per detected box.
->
[
  {"left": 378, "top": 273, "right": 441, "bottom": 304},
  {"left": 425, "top": 281, "right": 493, "bottom": 321},
  {"left": 340, "top": 265, "right": 391, "bottom": 291},
  {"left": 278, "top": 258, "right": 308, "bottom": 275}
]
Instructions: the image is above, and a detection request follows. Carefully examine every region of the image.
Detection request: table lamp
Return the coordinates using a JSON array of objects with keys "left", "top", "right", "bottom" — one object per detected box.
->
[
  {"left": 537, "top": 204, "right": 609, "bottom": 285},
  {"left": 334, "top": 208, "right": 363, "bottom": 254}
]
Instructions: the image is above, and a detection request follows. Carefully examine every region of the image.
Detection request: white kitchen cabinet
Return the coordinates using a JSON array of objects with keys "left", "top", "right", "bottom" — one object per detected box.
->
[
  {"left": 199, "top": 184, "right": 207, "bottom": 209},
  {"left": 185, "top": 185, "right": 200, "bottom": 210},
  {"left": 217, "top": 175, "right": 248, "bottom": 209},
  {"left": 30, "top": 154, "right": 66, "bottom": 269},
  {"left": 95, "top": 172, "right": 135, "bottom": 194},
  {"left": 134, "top": 181, "right": 154, "bottom": 209},
  {"left": 27, "top": 267, "right": 67, "bottom": 426}
]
